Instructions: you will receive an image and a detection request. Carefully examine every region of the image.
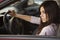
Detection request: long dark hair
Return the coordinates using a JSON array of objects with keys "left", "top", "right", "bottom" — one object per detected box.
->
[{"left": 36, "top": 1, "right": 60, "bottom": 34}]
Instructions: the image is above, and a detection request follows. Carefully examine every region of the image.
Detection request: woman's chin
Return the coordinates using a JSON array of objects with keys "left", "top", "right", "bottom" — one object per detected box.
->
[{"left": 42, "top": 21, "right": 46, "bottom": 23}]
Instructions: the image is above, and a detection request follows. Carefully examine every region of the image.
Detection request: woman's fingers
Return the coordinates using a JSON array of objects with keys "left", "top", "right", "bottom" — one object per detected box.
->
[{"left": 8, "top": 10, "right": 16, "bottom": 17}]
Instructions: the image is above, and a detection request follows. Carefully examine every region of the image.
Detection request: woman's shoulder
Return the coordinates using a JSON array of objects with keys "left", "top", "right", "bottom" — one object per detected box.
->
[
  {"left": 43, "top": 23, "right": 57, "bottom": 31},
  {"left": 39, "top": 23, "right": 57, "bottom": 36}
]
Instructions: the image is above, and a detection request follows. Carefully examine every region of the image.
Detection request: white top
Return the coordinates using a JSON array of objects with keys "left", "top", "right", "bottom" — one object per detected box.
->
[
  {"left": 30, "top": 16, "right": 58, "bottom": 36},
  {"left": 39, "top": 23, "right": 57, "bottom": 36},
  {"left": 30, "top": 16, "right": 40, "bottom": 25}
]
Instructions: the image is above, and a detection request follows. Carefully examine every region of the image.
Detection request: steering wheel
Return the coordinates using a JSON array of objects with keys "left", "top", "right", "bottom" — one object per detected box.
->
[{"left": 3, "top": 12, "right": 24, "bottom": 34}]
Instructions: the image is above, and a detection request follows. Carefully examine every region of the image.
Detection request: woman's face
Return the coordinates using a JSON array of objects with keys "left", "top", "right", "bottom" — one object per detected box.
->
[{"left": 40, "top": 6, "right": 48, "bottom": 23}]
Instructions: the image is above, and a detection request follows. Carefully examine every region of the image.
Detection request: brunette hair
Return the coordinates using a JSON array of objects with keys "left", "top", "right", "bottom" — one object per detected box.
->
[{"left": 36, "top": 1, "right": 60, "bottom": 34}]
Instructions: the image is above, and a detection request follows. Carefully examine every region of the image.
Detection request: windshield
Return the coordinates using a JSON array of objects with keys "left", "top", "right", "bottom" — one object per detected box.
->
[{"left": 34, "top": 0, "right": 43, "bottom": 5}]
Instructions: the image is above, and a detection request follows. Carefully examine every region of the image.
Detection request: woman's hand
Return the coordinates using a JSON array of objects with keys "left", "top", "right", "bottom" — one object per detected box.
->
[{"left": 9, "top": 10, "right": 17, "bottom": 17}]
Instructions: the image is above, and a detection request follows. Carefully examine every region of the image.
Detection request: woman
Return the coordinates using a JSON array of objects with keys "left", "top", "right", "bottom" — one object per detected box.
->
[
  {"left": 36, "top": 1, "right": 60, "bottom": 36},
  {"left": 9, "top": 1, "right": 60, "bottom": 36}
]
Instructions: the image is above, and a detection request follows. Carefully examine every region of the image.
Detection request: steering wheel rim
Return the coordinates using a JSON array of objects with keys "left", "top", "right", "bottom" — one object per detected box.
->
[
  {"left": 3, "top": 12, "right": 10, "bottom": 31},
  {"left": 3, "top": 12, "right": 23, "bottom": 34}
]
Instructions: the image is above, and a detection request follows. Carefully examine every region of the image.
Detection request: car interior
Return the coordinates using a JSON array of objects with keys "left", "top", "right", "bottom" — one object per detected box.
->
[
  {"left": 0, "top": 0, "right": 40, "bottom": 35},
  {"left": 0, "top": 0, "right": 60, "bottom": 40}
]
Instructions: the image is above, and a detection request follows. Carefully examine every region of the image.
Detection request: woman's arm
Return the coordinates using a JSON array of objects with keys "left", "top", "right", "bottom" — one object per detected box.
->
[
  {"left": 15, "top": 13, "right": 31, "bottom": 22},
  {"left": 9, "top": 10, "right": 40, "bottom": 24}
]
